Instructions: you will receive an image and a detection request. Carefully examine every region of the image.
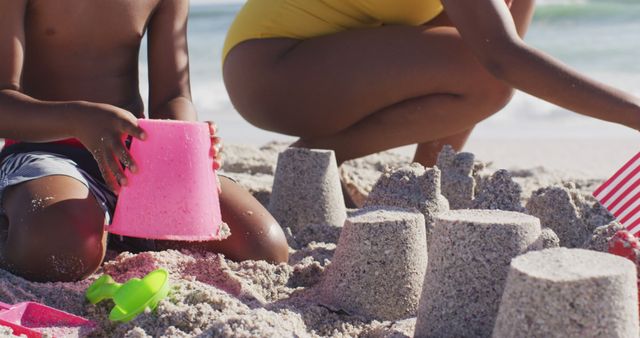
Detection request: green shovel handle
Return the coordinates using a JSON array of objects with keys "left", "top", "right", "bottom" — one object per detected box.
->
[{"left": 85, "top": 274, "right": 122, "bottom": 305}]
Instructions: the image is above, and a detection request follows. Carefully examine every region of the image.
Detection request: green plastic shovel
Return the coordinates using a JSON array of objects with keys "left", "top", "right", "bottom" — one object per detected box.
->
[{"left": 85, "top": 269, "right": 170, "bottom": 322}]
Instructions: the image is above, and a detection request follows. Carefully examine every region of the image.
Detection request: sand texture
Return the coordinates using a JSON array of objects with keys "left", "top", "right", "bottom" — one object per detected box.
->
[
  {"left": 584, "top": 221, "right": 625, "bottom": 252},
  {"left": 472, "top": 169, "right": 524, "bottom": 212},
  {"left": 494, "top": 248, "right": 639, "bottom": 338},
  {"left": 414, "top": 210, "right": 542, "bottom": 338},
  {"left": 268, "top": 148, "right": 346, "bottom": 234},
  {"left": 0, "top": 142, "right": 625, "bottom": 337},
  {"left": 364, "top": 164, "right": 449, "bottom": 243},
  {"left": 340, "top": 152, "right": 410, "bottom": 208},
  {"left": 318, "top": 207, "right": 427, "bottom": 320},
  {"left": 535, "top": 227, "right": 561, "bottom": 249},
  {"left": 526, "top": 184, "right": 613, "bottom": 248},
  {"left": 436, "top": 145, "right": 476, "bottom": 209}
]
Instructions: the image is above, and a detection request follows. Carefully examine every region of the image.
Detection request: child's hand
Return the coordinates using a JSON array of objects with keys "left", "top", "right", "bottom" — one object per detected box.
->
[
  {"left": 207, "top": 121, "right": 223, "bottom": 170},
  {"left": 207, "top": 121, "right": 223, "bottom": 194},
  {"left": 72, "top": 103, "right": 146, "bottom": 192}
]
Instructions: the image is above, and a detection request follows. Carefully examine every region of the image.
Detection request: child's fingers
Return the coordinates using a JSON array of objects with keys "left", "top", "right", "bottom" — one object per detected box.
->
[
  {"left": 93, "top": 148, "right": 121, "bottom": 193},
  {"left": 210, "top": 138, "right": 223, "bottom": 161},
  {"left": 212, "top": 135, "right": 222, "bottom": 145},
  {"left": 205, "top": 122, "right": 222, "bottom": 171},
  {"left": 212, "top": 145, "right": 223, "bottom": 171},
  {"left": 213, "top": 159, "right": 222, "bottom": 171},
  {"left": 122, "top": 120, "right": 147, "bottom": 140},
  {"left": 212, "top": 137, "right": 223, "bottom": 154},
  {"left": 102, "top": 145, "right": 128, "bottom": 187},
  {"left": 213, "top": 146, "right": 223, "bottom": 170},
  {"left": 207, "top": 121, "right": 218, "bottom": 136},
  {"left": 216, "top": 146, "right": 223, "bottom": 161},
  {"left": 109, "top": 159, "right": 128, "bottom": 187},
  {"left": 112, "top": 139, "right": 137, "bottom": 173}
]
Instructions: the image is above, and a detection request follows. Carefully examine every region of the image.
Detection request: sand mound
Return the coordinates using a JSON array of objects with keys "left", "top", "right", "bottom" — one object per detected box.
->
[
  {"left": 0, "top": 143, "right": 620, "bottom": 337},
  {"left": 1, "top": 248, "right": 418, "bottom": 337}
]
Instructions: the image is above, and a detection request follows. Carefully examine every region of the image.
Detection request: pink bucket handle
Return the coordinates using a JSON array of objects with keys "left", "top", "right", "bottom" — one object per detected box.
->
[{"left": 0, "top": 301, "right": 12, "bottom": 310}]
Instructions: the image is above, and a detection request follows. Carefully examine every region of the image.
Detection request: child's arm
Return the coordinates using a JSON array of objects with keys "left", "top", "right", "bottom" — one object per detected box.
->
[
  {"left": 0, "top": 0, "right": 145, "bottom": 190},
  {"left": 441, "top": 0, "right": 640, "bottom": 129},
  {"left": 146, "top": 0, "right": 222, "bottom": 170},
  {"left": 0, "top": 0, "right": 77, "bottom": 142},
  {"left": 146, "top": 0, "right": 197, "bottom": 121}
]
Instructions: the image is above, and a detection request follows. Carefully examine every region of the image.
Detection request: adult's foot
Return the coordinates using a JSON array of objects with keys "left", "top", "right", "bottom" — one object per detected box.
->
[{"left": 341, "top": 180, "right": 360, "bottom": 209}]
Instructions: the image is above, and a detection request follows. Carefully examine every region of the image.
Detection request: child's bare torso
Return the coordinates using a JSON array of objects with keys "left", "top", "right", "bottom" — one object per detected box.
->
[{"left": 22, "top": 0, "right": 162, "bottom": 117}]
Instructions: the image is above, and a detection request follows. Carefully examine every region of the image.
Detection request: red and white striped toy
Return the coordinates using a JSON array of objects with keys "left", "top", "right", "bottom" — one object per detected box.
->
[{"left": 594, "top": 152, "right": 640, "bottom": 235}]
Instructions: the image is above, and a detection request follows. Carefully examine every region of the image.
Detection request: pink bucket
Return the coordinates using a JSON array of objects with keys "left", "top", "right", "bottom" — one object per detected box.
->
[{"left": 109, "top": 119, "right": 223, "bottom": 241}]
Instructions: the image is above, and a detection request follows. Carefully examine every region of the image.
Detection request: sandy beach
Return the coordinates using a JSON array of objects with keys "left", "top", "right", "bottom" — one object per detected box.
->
[
  {"left": 2, "top": 0, "right": 639, "bottom": 336},
  {"left": 0, "top": 138, "right": 635, "bottom": 337}
]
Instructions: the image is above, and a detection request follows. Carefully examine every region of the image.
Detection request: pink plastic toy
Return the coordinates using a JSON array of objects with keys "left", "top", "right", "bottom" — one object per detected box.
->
[
  {"left": 0, "top": 300, "right": 95, "bottom": 338},
  {"left": 109, "top": 119, "right": 223, "bottom": 241}
]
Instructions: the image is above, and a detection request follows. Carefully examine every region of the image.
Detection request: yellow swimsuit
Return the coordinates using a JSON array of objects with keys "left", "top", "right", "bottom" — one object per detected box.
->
[{"left": 223, "top": 0, "right": 444, "bottom": 60}]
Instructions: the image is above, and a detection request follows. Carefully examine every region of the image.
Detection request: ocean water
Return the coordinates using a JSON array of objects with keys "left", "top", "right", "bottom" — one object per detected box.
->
[{"left": 138, "top": 0, "right": 640, "bottom": 144}]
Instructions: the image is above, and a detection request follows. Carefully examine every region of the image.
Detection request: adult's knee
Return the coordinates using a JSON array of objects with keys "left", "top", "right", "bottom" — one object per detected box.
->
[
  {"left": 466, "top": 72, "right": 514, "bottom": 123},
  {"left": 482, "top": 81, "right": 515, "bottom": 114},
  {"left": 3, "top": 203, "right": 106, "bottom": 282}
]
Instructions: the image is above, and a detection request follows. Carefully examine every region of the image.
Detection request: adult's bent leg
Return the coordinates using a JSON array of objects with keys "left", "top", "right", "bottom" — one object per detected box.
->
[
  {"left": 226, "top": 23, "right": 512, "bottom": 164},
  {"left": 412, "top": 0, "right": 537, "bottom": 165},
  {"left": 224, "top": 0, "right": 538, "bottom": 164},
  {"left": 0, "top": 176, "right": 107, "bottom": 282},
  {"left": 154, "top": 177, "right": 289, "bottom": 264}
]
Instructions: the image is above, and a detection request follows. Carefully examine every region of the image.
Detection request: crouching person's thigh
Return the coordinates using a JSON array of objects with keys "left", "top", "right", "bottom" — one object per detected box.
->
[{"left": 0, "top": 176, "right": 107, "bottom": 282}]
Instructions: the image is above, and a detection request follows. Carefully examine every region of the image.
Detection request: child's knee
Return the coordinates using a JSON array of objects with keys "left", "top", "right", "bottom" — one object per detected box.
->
[
  {"left": 3, "top": 223, "right": 105, "bottom": 282},
  {"left": 236, "top": 218, "right": 289, "bottom": 264},
  {"left": 256, "top": 220, "right": 290, "bottom": 263},
  {"left": 2, "top": 204, "right": 106, "bottom": 282}
]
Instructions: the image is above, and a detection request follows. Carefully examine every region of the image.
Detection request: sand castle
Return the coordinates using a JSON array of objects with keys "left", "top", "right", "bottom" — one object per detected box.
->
[
  {"left": 339, "top": 151, "right": 410, "bottom": 207},
  {"left": 436, "top": 145, "right": 476, "bottom": 209},
  {"left": 494, "top": 248, "right": 639, "bottom": 337},
  {"left": 1, "top": 143, "right": 632, "bottom": 337},
  {"left": 289, "top": 222, "right": 342, "bottom": 248},
  {"left": 364, "top": 163, "right": 449, "bottom": 243},
  {"left": 415, "top": 210, "right": 541, "bottom": 338},
  {"left": 584, "top": 221, "right": 625, "bottom": 252},
  {"left": 534, "top": 227, "right": 561, "bottom": 249},
  {"left": 436, "top": 146, "right": 525, "bottom": 213},
  {"left": 318, "top": 207, "right": 428, "bottom": 320},
  {"left": 526, "top": 185, "right": 596, "bottom": 248},
  {"left": 268, "top": 148, "right": 347, "bottom": 235},
  {"left": 472, "top": 169, "right": 524, "bottom": 212}
]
